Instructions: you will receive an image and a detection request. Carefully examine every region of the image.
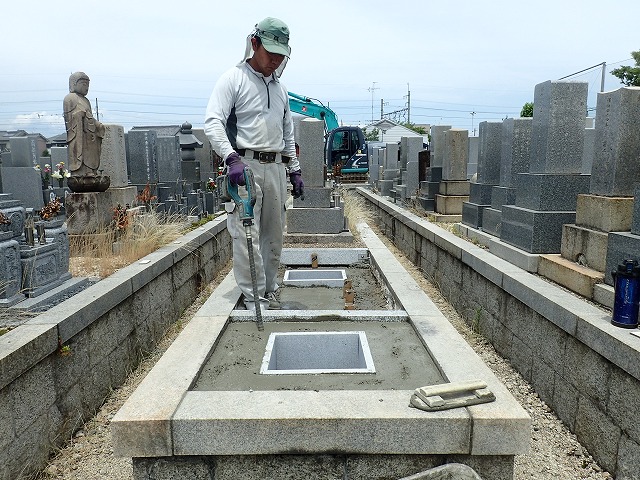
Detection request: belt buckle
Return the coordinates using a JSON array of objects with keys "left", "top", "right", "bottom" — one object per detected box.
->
[{"left": 259, "top": 152, "right": 277, "bottom": 163}]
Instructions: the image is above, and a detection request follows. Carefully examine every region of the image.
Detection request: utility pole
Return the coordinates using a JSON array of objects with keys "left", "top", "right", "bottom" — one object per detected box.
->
[
  {"left": 95, "top": 97, "right": 100, "bottom": 121},
  {"left": 406, "top": 83, "right": 411, "bottom": 123},
  {"left": 600, "top": 61, "right": 606, "bottom": 92},
  {"left": 470, "top": 111, "right": 476, "bottom": 136},
  {"left": 368, "top": 82, "right": 378, "bottom": 124}
]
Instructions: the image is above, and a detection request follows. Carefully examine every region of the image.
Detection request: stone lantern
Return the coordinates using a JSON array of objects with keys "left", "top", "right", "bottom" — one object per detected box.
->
[{"left": 178, "top": 121, "right": 203, "bottom": 192}]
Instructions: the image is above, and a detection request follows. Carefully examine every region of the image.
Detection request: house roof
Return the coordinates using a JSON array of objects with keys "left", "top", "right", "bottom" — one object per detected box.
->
[
  {"left": 48, "top": 132, "right": 68, "bottom": 144},
  {"left": 363, "top": 119, "right": 427, "bottom": 144},
  {"left": 0, "top": 130, "right": 29, "bottom": 141}
]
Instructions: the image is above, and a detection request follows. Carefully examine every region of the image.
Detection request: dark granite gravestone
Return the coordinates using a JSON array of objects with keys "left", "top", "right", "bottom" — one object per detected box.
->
[
  {"left": 462, "top": 121, "right": 501, "bottom": 228},
  {"left": 126, "top": 129, "right": 159, "bottom": 186},
  {"left": 501, "top": 81, "right": 590, "bottom": 253},
  {"left": 157, "top": 135, "right": 182, "bottom": 197},
  {"left": 482, "top": 118, "right": 532, "bottom": 237}
]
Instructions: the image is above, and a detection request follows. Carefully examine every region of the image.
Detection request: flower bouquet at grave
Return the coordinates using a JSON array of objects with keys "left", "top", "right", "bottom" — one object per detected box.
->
[
  {"left": 34, "top": 164, "right": 52, "bottom": 189},
  {"left": 135, "top": 183, "right": 157, "bottom": 211},
  {"left": 51, "top": 162, "right": 70, "bottom": 187},
  {"left": 111, "top": 204, "right": 129, "bottom": 239},
  {"left": 206, "top": 177, "right": 216, "bottom": 192},
  {"left": 40, "top": 197, "right": 63, "bottom": 220}
]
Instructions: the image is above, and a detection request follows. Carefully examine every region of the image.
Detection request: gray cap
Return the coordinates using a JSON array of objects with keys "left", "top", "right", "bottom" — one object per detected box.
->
[{"left": 255, "top": 17, "right": 291, "bottom": 57}]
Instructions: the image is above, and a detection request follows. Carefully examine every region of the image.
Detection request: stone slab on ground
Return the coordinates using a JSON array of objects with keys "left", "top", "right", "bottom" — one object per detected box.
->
[
  {"left": 593, "top": 283, "right": 614, "bottom": 309},
  {"left": 284, "top": 231, "right": 354, "bottom": 244},
  {"left": 6, "top": 277, "right": 94, "bottom": 314},
  {"left": 537, "top": 254, "right": 604, "bottom": 299},
  {"left": 426, "top": 212, "right": 463, "bottom": 224},
  {"left": 454, "top": 223, "right": 540, "bottom": 273}
]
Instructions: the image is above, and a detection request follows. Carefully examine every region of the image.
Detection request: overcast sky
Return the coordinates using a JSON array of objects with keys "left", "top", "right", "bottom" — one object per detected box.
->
[{"left": 1, "top": 0, "right": 638, "bottom": 138}]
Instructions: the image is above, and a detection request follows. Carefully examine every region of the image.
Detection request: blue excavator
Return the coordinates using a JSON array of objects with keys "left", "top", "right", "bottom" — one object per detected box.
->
[{"left": 288, "top": 92, "right": 368, "bottom": 180}]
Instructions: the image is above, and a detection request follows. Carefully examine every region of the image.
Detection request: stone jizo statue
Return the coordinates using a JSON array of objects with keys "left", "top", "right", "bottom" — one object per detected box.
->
[{"left": 63, "top": 72, "right": 105, "bottom": 176}]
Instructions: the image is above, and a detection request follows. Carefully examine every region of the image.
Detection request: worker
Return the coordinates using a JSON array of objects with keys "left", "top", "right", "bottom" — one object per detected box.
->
[{"left": 204, "top": 17, "right": 304, "bottom": 311}]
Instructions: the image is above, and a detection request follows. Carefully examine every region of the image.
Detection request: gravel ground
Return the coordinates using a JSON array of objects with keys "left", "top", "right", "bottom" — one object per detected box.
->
[{"left": 32, "top": 228, "right": 613, "bottom": 480}]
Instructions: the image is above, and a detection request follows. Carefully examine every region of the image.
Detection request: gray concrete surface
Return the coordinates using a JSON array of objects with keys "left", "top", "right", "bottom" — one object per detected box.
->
[
  {"left": 194, "top": 321, "right": 444, "bottom": 391},
  {"left": 112, "top": 223, "right": 530, "bottom": 480}
]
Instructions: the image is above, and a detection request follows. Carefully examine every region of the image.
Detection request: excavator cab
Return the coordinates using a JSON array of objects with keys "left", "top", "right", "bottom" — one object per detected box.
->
[{"left": 326, "top": 127, "right": 366, "bottom": 171}]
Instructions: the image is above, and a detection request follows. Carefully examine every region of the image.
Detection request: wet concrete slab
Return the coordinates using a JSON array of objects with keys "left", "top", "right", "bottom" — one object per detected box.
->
[
  {"left": 194, "top": 320, "right": 445, "bottom": 391},
  {"left": 275, "top": 264, "right": 391, "bottom": 310}
]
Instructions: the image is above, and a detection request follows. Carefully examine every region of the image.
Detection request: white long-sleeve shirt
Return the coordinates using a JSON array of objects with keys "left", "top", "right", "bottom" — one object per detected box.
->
[{"left": 204, "top": 61, "right": 300, "bottom": 172}]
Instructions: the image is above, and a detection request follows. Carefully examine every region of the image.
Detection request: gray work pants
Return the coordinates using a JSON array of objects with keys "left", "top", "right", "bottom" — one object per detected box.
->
[{"left": 226, "top": 158, "right": 287, "bottom": 305}]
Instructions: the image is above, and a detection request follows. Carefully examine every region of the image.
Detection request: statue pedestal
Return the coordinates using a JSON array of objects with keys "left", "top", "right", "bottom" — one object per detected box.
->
[
  {"left": 65, "top": 186, "right": 137, "bottom": 234},
  {"left": 0, "top": 232, "right": 23, "bottom": 306}
]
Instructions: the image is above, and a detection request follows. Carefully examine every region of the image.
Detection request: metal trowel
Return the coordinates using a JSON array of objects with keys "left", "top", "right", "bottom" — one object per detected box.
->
[{"left": 409, "top": 380, "right": 495, "bottom": 412}]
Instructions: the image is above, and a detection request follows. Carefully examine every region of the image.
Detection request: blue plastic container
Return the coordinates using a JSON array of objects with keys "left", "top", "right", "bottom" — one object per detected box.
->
[{"left": 611, "top": 259, "right": 640, "bottom": 329}]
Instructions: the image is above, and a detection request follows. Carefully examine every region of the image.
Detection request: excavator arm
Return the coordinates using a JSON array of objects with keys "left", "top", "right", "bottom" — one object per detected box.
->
[{"left": 288, "top": 91, "right": 339, "bottom": 133}]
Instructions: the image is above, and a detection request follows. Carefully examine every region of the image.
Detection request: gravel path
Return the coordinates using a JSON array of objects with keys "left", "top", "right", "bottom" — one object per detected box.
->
[{"left": 33, "top": 231, "right": 613, "bottom": 479}]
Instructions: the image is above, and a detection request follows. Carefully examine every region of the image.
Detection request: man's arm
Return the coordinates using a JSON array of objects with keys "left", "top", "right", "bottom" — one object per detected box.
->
[
  {"left": 204, "top": 70, "right": 237, "bottom": 161},
  {"left": 281, "top": 85, "right": 300, "bottom": 172}
]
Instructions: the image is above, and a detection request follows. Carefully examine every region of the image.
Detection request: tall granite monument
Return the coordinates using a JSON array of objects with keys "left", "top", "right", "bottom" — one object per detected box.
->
[{"left": 500, "top": 81, "right": 590, "bottom": 253}]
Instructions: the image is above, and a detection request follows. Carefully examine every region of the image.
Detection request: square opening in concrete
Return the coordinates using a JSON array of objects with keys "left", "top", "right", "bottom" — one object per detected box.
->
[
  {"left": 283, "top": 269, "right": 347, "bottom": 288},
  {"left": 260, "top": 331, "right": 376, "bottom": 375}
]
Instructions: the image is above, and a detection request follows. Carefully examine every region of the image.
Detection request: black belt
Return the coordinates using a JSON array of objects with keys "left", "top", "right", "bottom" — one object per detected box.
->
[{"left": 236, "top": 149, "right": 291, "bottom": 164}]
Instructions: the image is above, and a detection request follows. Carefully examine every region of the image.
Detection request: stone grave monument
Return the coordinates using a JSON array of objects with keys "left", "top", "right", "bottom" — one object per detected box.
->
[
  {"left": 156, "top": 135, "right": 182, "bottom": 210},
  {"left": 285, "top": 118, "right": 351, "bottom": 242},
  {"left": 462, "top": 121, "right": 502, "bottom": 229},
  {"left": 126, "top": 129, "right": 159, "bottom": 189},
  {"left": 500, "top": 80, "right": 590, "bottom": 253},
  {"left": 418, "top": 125, "right": 451, "bottom": 211},
  {"left": 376, "top": 143, "right": 401, "bottom": 198},
  {"left": 433, "top": 128, "right": 469, "bottom": 221},
  {"left": 481, "top": 117, "right": 532, "bottom": 237},
  {"left": 536, "top": 86, "right": 640, "bottom": 301},
  {"left": 396, "top": 136, "right": 423, "bottom": 202},
  {"left": 582, "top": 117, "right": 596, "bottom": 175},
  {"left": 0, "top": 137, "right": 45, "bottom": 209},
  {"left": 0, "top": 193, "right": 73, "bottom": 307},
  {"left": 467, "top": 135, "right": 479, "bottom": 179},
  {"left": 367, "top": 145, "right": 382, "bottom": 187}
]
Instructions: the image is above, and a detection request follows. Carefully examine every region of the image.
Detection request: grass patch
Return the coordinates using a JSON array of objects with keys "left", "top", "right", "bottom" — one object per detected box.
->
[
  {"left": 69, "top": 211, "right": 200, "bottom": 278},
  {"left": 341, "top": 188, "right": 374, "bottom": 243}
]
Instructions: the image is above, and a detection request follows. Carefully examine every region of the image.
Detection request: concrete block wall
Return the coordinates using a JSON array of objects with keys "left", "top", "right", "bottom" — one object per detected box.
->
[
  {"left": 0, "top": 217, "right": 232, "bottom": 479},
  {"left": 359, "top": 188, "right": 640, "bottom": 479}
]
